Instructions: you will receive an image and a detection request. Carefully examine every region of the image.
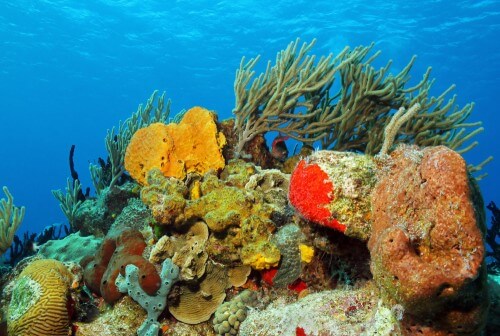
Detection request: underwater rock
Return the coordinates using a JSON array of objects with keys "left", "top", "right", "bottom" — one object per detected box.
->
[
  {"left": 239, "top": 281, "right": 402, "bottom": 336},
  {"left": 289, "top": 150, "right": 377, "bottom": 241},
  {"left": 7, "top": 259, "right": 75, "bottom": 336},
  {"left": 220, "top": 159, "right": 258, "bottom": 188},
  {"left": 369, "top": 145, "right": 488, "bottom": 335},
  {"left": 74, "top": 296, "right": 146, "bottom": 336},
  {"left": 74, "top": 181, "right": 140, "bottom": 236},
  {"left": 141, "top": 168, "right": 188, "bottom": 227},
  {"left": 125, "top": 106, "right": 226, "bottom": 185},
  {"left": 486, "top": 274, "right": 500, "bottom": 334}
]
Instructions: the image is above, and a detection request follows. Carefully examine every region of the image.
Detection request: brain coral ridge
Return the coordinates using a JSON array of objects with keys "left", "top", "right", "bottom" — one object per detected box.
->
[
  {"left": 7, "top": 259, "right": 75, "bottom": 336},
  {"left": 125, "top": 106, "right": 226, "bottom": 185}
]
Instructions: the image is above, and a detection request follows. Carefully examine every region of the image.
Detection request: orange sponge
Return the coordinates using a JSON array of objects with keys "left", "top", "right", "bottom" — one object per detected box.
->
[
  {"left": 124, "top": 123, "right": 174, "bottom": 185},
  {"left": 125, "top": 106, "right": 226, "bottom": 184}
]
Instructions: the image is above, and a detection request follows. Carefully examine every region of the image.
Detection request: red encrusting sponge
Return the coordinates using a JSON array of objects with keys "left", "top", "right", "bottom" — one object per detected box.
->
[{"left": 289, "top": 160, "right": 346, "bottom": 233}]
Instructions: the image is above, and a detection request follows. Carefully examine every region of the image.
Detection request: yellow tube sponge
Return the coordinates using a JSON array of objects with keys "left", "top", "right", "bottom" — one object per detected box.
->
[{"left": 299, "top": 244, "right": 315, "bottom": 263}]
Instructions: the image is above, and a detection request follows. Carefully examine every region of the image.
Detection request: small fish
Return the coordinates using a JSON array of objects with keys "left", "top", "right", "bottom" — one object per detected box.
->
[{"left": 271, "top": 134, "right": 290, "bottom": 161}]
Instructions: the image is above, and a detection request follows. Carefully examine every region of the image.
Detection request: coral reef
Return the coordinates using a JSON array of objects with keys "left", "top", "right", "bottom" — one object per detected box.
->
[
  {"left": 4, "top": 39, "right": 493, "bottom": 336},
  {"left": 7, "top": 259, "right": 75, "bottom": 336}
]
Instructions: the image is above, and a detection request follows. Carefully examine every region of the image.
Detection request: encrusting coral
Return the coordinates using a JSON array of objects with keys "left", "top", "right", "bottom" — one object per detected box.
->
[
  {"left": 212, "top": 290, "right": 258, "bottom": 336},
  {"left": 7, "top": 259, "right": 75, "bottom": 336},
  {"left": 38, "top": 232, "right": 102, "bottom": 264}
]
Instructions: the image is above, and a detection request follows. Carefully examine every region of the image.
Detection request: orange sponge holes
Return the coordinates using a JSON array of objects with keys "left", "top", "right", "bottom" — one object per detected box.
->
[
  {"left": 125, "top": 123, "right": 175, "bottom": 185},
  {"left": 125, "top": 106, "right": 226, "bottom": 185},
  {"left": 288, "top": 160, "right": 346, "bottom": 232}
]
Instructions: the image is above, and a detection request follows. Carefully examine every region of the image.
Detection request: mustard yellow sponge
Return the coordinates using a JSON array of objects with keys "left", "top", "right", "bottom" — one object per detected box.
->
[
  {"left": 299, "top": 244, "right": 315, "bottom": 263},
  {"left": 8, "top": 259, "right": 74, "bottom": 336},
  {"left": 240, "top": 241, "right": 280, "bottom": 270}
]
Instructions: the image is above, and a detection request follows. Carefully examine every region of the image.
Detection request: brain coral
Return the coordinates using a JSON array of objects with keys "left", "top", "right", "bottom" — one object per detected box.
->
[
  {"left": 7, "top": 259, "right": 74, "bottom": 336},
  {"left": 125, "top": 106, "right": 226, "bottom": 184}
]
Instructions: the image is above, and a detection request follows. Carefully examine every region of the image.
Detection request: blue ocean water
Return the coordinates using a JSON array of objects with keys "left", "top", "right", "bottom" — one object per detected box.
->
[{"left": 0, "top": 0, "right": 498, "bottom": 237}]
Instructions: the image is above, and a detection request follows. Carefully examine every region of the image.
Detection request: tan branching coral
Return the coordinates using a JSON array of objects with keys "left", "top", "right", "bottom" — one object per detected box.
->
[
  {"left": 0, "top": 186, "right": 25, "bottom": 256},
  {"left": 233, "top": 39, "right": 490, "bottom": 173},
  {"left": 232, "top": 38, "right": 353, "bottom": 156}
]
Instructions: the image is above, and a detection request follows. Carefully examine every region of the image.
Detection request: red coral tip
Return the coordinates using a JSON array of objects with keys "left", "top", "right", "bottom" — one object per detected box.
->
[
  {"left": 288, "top": 279, "right": 308, "bottom": 293},
  {"left": 296, "top": 326, "right": 307, "bottom": 336},
  {"left": 261, "top": 268, "right": 278, "bottom": 286}
]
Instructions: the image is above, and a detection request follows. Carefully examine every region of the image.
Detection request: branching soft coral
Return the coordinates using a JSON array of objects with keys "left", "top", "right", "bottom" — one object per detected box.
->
[{"left": 0, "top": 186, "right": 25, "bottom": 256}]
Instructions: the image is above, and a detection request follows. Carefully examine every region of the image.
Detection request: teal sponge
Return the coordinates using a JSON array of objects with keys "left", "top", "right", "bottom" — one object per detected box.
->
[{"left": 116, "top": 258, "right": 179, "bottom": 336}]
